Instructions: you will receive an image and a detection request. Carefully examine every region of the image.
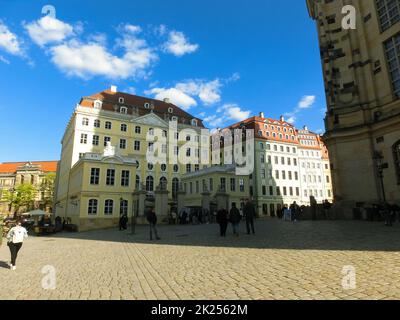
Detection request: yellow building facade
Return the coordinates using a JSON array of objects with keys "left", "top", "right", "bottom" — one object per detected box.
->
[
  {"left": 306, "top": 0, "right": 400, "bottom": 213},
  {"left": 55, "top": 86, "right": 206, "bottom": 230}
]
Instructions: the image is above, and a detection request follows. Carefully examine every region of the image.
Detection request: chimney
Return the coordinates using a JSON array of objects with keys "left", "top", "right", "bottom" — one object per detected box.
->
[
  {"left": 280, "top": 115, "right": 285, "bottom": 122},
  {"left": 163, "top": 98, "right": 170, "bottom": 103},
  {"left": 303, "top": 125, "right": 308, "bottom": 131},
  {"left": 259, "top": 112, "right": 265, "bottom": 118},
  {"left": 110, "top": 85, "right": 117, "bottom": 93}
]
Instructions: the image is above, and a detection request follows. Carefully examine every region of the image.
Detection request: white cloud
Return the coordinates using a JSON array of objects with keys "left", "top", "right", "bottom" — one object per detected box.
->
[
  {"left": 176, "top": 79, "right": 221, "bottom": 105},
  {"left": 145, "top": 87, "right": 197, "bottom": 110},
  {"left": 286, "top": 116, "right": 296, "bottom": 124},
  {"left": 218, "top": 103, "right": 251, "bottom": 121},
  {"left": 298, "top": 95, "right": 316, "bottom": 109},
  {"left": 50, "top": 37, "right": 157, "bottom": 79},
  {"left": 124, "top": 24, "right": 142, "bottom": 34},
  {"left": 0, "top": 55, "right": 10, "bottom": 64},
  {"left": 0, "top": 22, "right": 23, "bottom": 55},
  {"left": 125, "top": 86, "right": 136, "bottom": 94},
  {"left": 226, "top": 72, "right": 240, "bottom": 83},
  {"left": 203, "top": 103, "right": 251, "bottom": 129},
  {"left": 25, "top": 15, "right": 74, "bottom": 46},
  {"left": 163, "top": 31, "right": 199, "bottom": 57},
  {"left": 284, "top": 95, "right": 317, "bottom": 125}
]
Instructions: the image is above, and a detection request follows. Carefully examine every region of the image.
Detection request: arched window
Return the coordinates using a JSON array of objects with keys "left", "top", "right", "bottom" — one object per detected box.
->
[
  {"left": 393, "top": 140, "right": 400, "bottom": 184},
  {"left": 172, "top": 178, "right": 179, "bottom": 200},
  {"left": 160, "top": 177, "right": 167, "bottom": 189},
  {"left": 104, "top": 199, "right": 113, "bottom": 215},
  {"left": 146, "top": 176, "right": 154, "bottom": 191},
  {"left": 88, "top": 199, "right": 98, "bottom": 215},
  {"left": 135, "top": 175, "right": 140, "bottom": 191},
  {"left": 120, "top": 199, "right": 128, "bottom": 215}
]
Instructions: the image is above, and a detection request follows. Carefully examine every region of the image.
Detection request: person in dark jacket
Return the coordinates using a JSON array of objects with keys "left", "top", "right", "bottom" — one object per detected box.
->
[
  {"left": 216, "top": 208, "right": 229, "bottom": 237},
  {"left": 243, "top": 198, "right": 256, "bottom": 235},
  {"left": 146, "top": 208, "right": 160, "bottom": 240},
  {"left": 119, "top": 214, "right": 128, "bottom": 231},
  {"left": 229, "top": 203, "right": 241, "bottom": 236}
]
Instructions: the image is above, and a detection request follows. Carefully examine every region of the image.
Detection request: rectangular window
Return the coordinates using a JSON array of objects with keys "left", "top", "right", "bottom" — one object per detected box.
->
[
  {"left": 269, "top": 186, "right": 274, "bottom": 196},
  {"left": 90, "top": 168, "right": 100, "bottom": 185},
  {"left": 105, "top": 121, "right": 112, "bottom": 129},
  {"left": 384, "top": 33, "right": 400, "bottom": 98},
  {"left": 289, "top": 187, "right": 293, "bottom": 196},
  {"left": 148, "top": 142, "right": 154, "bottom": 152},
  {"left": 94, "top": 119, "right": 100, "bottom": 128},
  {"left": 195, "top": 164, "right": 200, "bottom": 171},
  {"left": 275, "top": 170, "right": 280, "bottom": 179},
  {"left": 135, "top": 126, "right": 141, "bottom": 134},
  {"left": 92, "top": 135, "right": 99, "bottom": 146},
  {"left": 220, "top": 177, "right": 226, "bottom": 192},
  {"left": 121, "top": 124, "right": 127, "bottom": 132},
  {"left": 294, "top": 158, "right": 297, "bottom": 166},
  {"left": 288, "top": 171, "right": 292, "bottom": 180},
  {"left": 376, "top": 0, "right": 400, "bottom": 32},
  {"left": 239, "top": 179, "right": 245, "bottom": 192},
  {"left": 230, "top": 178, "right": 236, "bottom": 191},
  {"left": 283, "top": 187, "right": 287, "bottom": 196},
  {"left": 106, "top": 169, "right": 115, "bottom": 186},
  {"left": 296, "top": 187, "right": 300, "bottom": 196},
  {"left": 104, "top": 199, "right": 113, "bottom": 215},
  {"left": 186, "top": 164, "right": 191, "bottom": 173},
  {"left": 104, "top": 136, "right": 111, "bottom": 146},
  {"left": 262, "top": 185, "right": 267, "bottom": 195},
  {"left": 276, "top": 187, "right": 281, "bottom": 196},
  {"left": 282, "top": 171, "right": 286, "bottom": 180},
  {"left": 326, "top": 175, "right": 330, "bottom": 183},
  {"left": 209, "top": 178, "right": 213, "bottom": 192},
  {"left": 120, "top": 139, "right": 126, "bottom": 149},
  {"left": 261, "top": 169, "right": 266, "bottom": 179},
  {"left": 82, "top": 118, "right": 89, "bottom": 126},
  {"left": 121, "top": 170, "right": 130, "bottom": 186},
  {"left": 134, "top": 141, "right": 140, "bottom": 151},
  {"left": 80, "top": 134, "right": 87, "bottom": 144},
  {"left": 88, "top": 199, "right": 98, "bottom": 215},
  {"left": 295, "top": 172, "right": 298, "bottom": 180},
  {"left": 281, "top": 157, "right": 285, "bottom": 165},
  {"left": 274, "top": 156, "right": 278, "bottom": 164}
]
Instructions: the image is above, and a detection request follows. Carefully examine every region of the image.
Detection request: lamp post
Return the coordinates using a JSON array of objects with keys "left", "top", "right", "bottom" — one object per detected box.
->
[{"left": 373, "top": 151, "right": 388, "bottom": 203}]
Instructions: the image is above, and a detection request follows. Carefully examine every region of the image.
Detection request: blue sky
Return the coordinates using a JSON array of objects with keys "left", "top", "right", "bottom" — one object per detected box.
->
[{"left": 0, "top": 0, "right": 326, "bottom": 162}]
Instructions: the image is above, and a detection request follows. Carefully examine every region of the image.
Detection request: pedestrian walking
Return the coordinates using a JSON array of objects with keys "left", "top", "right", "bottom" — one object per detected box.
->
[
  {"left": 290, "top": 201, "right": 300, "bottom": 222},
  {"left": 119, "top": 214, "right": 128, "bottom": 231},
  {"left": 146, "top": 208, "right": 160, "bottom": 240},
  {"left": 229, "top": 203, "right": 241, "bottom": 236},
  {"left": 323, "top": 200, "right": 332, "bottom": 220},
  {"left": 283, "top": 205, "right": 291, "bottom": 221},
  {"left": 6, "top": 220, "right": 28, "bottom": 270},
  {"left": 243, "top": 198, "right": 256, "bottom": 235},
  {"left": 216, "top": 208, "right": 228, "bottom": 237}
]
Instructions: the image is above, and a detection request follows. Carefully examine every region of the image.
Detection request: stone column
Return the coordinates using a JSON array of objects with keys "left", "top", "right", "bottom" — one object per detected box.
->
[
  {"left": 201, "top": 192, "right": 211, "bottom": 212},
  {"left": 155, "top": 184, "right": 169, "bottom": 221},
  {"left": 215, "top": 191, "right": 229, "bottom": 211}
]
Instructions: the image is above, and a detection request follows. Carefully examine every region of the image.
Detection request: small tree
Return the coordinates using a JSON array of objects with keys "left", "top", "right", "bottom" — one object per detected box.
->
[
  {"left": 40, "top": 172, "right": 56, "bottom": 210},
  {"left": 3, "top": 183, "right": 37, "bottom": 214}
]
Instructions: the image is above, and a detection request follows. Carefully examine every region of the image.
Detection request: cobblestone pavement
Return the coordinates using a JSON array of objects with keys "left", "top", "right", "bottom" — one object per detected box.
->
[{"left": 0, "top": 219, "right": 399, "bottom": 300}]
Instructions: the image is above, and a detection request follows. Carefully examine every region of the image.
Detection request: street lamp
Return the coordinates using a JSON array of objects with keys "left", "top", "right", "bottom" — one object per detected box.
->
[{"left": 373, "top": 151, "right": 388, "bottom": 203}]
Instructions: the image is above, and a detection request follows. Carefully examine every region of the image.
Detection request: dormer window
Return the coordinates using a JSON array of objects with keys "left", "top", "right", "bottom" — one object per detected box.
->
[
  {"left": 144, "top": 103, "right": 150, "bottom": 109},
  {"left": 119, "top": 97, "right": 125, "bottom": 104},
  {"left": 168, "top": 107, "right": 174, "bottom": 113},
  {"left": 191, "top": 119, "right": 198, "bottom": 127},
  {"left": 94, "top": 100, "right": 102, "bottom": 109},
  {"left": 171, "top": 116, "right": 178, "bottom": 122},
  {"left": 120, "top": 106, "right": 128, "bottom": 114}
]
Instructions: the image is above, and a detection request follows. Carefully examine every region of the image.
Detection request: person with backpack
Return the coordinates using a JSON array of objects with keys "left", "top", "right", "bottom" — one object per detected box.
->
[
  {"left": 146, "top": 208, "right": 160, "bottom": 240},
  {"left": 229, "top": 203, "right": 241, "bottom": 236},
  {"left": 6, "top": 220, "right": 28, "bottom": 270}
]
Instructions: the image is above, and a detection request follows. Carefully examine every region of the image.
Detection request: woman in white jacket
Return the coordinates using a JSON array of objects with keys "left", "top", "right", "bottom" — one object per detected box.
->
[{"left": 6, "top": 221, "right": 28, "bottom": 270}]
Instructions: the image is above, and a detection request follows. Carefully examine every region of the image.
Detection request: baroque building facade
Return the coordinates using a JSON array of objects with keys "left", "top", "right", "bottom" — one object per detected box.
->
[
  {"left": 306, "top": 0, "right": 400, "bottom": 214},
  {"left": 0, "top": 161, "right": 58, "bottom": 215}
]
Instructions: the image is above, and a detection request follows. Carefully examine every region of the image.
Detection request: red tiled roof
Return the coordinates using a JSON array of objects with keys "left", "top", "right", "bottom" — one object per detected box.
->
[
  {"left": 79, "top": 89, "right": 205, "bottom": 127},
  {"left": 0, "top": 161, "right": 58, "bottom": 174}
]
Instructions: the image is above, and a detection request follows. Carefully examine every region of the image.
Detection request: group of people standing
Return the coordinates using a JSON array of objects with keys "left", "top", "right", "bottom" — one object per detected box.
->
[
  {"left": 216, "top": 199, "right": 256, "bottom": 237},
  {"left": 281, "top": 201, "right": 301, "bottom": 222}
]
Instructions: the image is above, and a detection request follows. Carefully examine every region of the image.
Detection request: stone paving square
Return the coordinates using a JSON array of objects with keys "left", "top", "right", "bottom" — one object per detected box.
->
[{"left": 0, "top": 219, "right": 399, "bottom": 300}]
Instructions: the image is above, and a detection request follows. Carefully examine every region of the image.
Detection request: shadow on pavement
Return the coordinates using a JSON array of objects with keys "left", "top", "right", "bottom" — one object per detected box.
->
[
  {"left": 0, "top": 261, "right": 10, "bottom": 269},
  {"left": 43, "top": 219, "right": 400, "bottom": 252}
]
